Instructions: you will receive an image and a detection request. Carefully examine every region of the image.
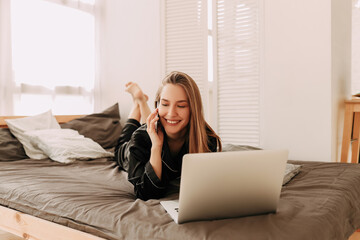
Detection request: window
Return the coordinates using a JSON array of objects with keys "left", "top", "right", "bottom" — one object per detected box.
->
[{"left": 9, "top": 0, "right": 95, "bottom": 115}]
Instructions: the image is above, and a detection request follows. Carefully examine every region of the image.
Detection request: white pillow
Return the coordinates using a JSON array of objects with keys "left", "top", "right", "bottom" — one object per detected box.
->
[
  {"left": 5, "top": 110, "right": 60, "bottom": 159},
  {"left": 24, "top": 129, "right": 114, "bottom": 163}
]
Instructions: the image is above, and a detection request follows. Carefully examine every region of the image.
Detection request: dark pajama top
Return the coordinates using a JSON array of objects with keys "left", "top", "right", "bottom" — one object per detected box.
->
[{"left": 115, "top": 119, "right": 218, "bottom": 200}]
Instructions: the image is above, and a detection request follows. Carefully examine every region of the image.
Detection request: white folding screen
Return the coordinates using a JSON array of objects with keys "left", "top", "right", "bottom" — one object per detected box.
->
[
  {"left": 161, "top": 0, "right": 209, "bottom": 115},
  {"left": 162, "top": 0, "right": 262, "bottom": 146},
  {"left": 215, "top": 0, "right": 262, "bottom": 146}
]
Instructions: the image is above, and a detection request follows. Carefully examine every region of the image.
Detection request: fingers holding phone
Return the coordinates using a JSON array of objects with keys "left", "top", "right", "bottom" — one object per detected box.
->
[
  {"left": 146, "top": 108, "right": 164, "bottom": 147},
  {"left": 155, "top": 112, "right": 162, "bottom": 133}
]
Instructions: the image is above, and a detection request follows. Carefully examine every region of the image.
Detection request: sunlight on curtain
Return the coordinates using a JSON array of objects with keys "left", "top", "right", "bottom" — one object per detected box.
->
[
  {"left": 10, "top": 0, "right": 95, "bottom": 115},
  {"left": 0, "top": 0, "right": 15, "bottom": 115},
  {"left": 43, "top": 0, "right": 95, "bottom": 14}
]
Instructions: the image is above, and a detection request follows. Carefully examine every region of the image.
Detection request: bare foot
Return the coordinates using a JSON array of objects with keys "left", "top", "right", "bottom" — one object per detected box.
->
[{"left": 125, "top": 82, "right": 148, "bottom": 102}]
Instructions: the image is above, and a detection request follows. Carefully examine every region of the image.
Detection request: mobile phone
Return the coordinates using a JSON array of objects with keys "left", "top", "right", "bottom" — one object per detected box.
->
[
  {"left": 154, "top": 103, "right": 161, "bottom": 133},
  {"left": 155, "top": 113, "right": 161, "bottom": 133}
]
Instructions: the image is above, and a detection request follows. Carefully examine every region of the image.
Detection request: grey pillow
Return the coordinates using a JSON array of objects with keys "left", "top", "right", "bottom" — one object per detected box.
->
[
  {"left": 61, "top": 103, "right": 123, "bottom": 149},
  {"left": 0, "top": 128, "right": 27, "bottom": 161},
  {"left": 222, "top": 143, "right": 262, "bottom": 152}
]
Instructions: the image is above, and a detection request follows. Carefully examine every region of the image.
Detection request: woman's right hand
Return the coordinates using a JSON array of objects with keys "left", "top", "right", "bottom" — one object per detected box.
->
[{"left": 146, "top": 108, "right": 164, "bottom": 149}]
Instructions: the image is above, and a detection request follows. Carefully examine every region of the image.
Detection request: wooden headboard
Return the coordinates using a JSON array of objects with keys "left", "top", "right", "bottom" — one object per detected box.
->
[{"left": 0, "top": 115, "right": 84, "bottom": 128}]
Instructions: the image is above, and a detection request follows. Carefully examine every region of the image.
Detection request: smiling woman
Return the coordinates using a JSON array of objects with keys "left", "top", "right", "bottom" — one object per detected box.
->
[{"left": 114, "top": 71, "right": 221, "bottom": 200}]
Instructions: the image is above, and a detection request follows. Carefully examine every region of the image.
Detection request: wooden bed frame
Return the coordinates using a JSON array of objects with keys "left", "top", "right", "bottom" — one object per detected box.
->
[
  {"left": 0, "top": 115, "right": 359, "bottom": 240},
  {"left": 0, "top": 115, "right": 84, "bottom": 128},
  {"left": 0, "top": 206, "right": 104, "bottom": 240}
]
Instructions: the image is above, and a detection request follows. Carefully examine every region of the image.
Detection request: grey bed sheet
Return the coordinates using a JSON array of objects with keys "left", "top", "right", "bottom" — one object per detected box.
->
[{"left": 0, "top": 158, "right": 359, "bottom": 240}]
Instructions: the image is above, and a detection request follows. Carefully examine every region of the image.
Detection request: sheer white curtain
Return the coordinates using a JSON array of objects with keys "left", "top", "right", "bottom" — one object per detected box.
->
[
  {"left": 0, "top": 0, "right": 96, "bottom": 115},
  {"left": 0, "top": 0, "right": 15, "bottom": 115},
  {"left": 43, "top": 0, "right": 95, "bottom": 13}
]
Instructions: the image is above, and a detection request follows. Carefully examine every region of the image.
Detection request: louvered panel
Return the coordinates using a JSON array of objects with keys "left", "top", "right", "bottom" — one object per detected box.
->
[
  {"left": 220, "top": 127, "right": 259, "bottom": 131},
  {"left": 218, "top": 109, "right": 259, "bottom": 116},
  {"left": 218, "top": 88, "right": 259, "bottom": 95},
  {"left": 218, "top": 87, "right": 258, "bottom": 93},
  {"left": 164, "top": 0, "right": 208, "bottom": 111},
  {"left": 216, "top": 0, "right": 261, "bottom": 146},
  {"left": 166, "top": 55, "right": 204, "bottom": 60},
  {"left": 218, "top": 80, "right": 259, "bottom": 86},
  {"left": 218, "top": 93, "right": 259, "bottom": 98}
]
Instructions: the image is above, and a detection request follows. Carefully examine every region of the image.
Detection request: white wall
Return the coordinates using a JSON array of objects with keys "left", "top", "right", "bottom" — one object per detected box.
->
[
  {"left": 262, "top": 0, "right": 352, "bottom": 162},
  {"left": 96, "top": 0, "right": 161, "bottom": 125},
  {"left": 332, "top": 0, "right": 352, "bottom": 162},
  {"left": 349, "top": 2, "right": 360, "bottom": 160},
  {"left": 352, "top": 0, "right": 360, "bottom": 93}
]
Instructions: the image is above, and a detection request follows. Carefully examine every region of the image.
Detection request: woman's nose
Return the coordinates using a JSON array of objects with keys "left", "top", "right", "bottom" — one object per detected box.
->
[{"left": 168, "top": 105, "right": 177, "bottom": 116}]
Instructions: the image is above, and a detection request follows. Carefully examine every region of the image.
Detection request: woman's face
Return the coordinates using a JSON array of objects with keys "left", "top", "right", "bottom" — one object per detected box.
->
[{"left": 158, "top": 84, "right": 190, "bottom": 139}]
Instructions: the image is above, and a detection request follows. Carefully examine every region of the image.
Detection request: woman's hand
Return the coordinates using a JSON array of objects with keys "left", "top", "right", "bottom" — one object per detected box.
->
[
  {"left": 146, "top": 108, "right": 164, "bottom": 179},
  {"left": 146, "top": 108, "right": 164, "bottom": 149}
]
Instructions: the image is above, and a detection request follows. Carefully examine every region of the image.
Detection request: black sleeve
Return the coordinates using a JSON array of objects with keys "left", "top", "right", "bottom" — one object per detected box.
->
[
  {"left": 208, "top": 135, "right": 219, "bottom": 152},
  {"left": 126, "top": 129, "right": 166, "bottom": 200}
]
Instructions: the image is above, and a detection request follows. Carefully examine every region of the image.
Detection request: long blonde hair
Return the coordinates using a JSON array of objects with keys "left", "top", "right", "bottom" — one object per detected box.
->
[{"left": 155, "top": 71, "right": 222, "bottom": 153}]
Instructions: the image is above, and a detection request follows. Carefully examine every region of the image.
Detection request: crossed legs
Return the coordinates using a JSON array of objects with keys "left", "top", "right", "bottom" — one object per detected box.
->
[{"left": 125, "top": 82, "right": 151, "bottom": 124}]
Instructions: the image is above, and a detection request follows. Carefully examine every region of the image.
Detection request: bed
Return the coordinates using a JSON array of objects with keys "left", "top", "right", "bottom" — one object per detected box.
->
[{"left": 0, "top": 103, "right": 360, "bottom": 240}]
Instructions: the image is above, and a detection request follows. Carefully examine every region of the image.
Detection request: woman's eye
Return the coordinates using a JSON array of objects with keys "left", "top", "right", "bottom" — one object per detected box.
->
[
  {"left": 178, "top": 105, "right": 187, "bottom": 108},
  {"left": 161, "top": 103, "right": 169, "bottom": 107}
]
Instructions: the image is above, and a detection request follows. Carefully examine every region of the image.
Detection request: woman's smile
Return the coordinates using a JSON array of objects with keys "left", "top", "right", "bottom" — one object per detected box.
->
[{"left": 165, "top": 119, "right": 181, "bottom": 124}]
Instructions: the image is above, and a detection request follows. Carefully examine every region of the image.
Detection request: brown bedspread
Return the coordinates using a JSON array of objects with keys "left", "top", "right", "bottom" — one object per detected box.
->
[{"left": 0, "top": 158, "right": 359, "bottom": 240}]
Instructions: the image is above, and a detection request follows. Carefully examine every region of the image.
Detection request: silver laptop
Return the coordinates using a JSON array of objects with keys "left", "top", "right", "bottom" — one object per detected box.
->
[{"left": 160, "top": 149, "right": 288, "bottom": 224}]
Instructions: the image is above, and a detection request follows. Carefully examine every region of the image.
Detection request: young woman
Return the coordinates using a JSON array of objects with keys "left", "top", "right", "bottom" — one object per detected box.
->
[{"left": 115, "top": 71, "right": 221, "bottom": 200}]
